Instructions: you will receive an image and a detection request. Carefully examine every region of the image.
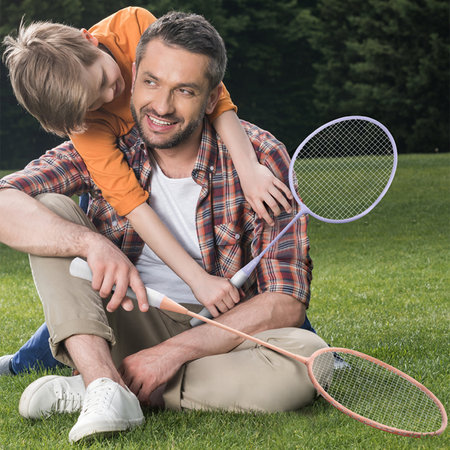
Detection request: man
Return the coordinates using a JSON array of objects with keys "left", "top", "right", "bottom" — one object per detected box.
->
[{"left": 0, "top": 12, "right": 327, "bottom": 443}]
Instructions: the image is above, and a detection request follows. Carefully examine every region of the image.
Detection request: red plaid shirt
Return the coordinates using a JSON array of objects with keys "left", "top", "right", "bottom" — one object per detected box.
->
[{"left": 0, "top": 120, "right": 312, "bottom": 305}]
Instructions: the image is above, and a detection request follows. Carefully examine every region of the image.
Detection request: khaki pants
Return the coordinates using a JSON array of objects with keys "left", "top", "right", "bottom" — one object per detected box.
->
[{"left": 29, "top": 194, "right": 328, "bottom": 412}]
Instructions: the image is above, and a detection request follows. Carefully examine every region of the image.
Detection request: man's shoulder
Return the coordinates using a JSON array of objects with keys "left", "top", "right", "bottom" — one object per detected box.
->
[
  {"left": 238, "top": 120, "right": 290, "bottom": 173},
  {"left": 240, "top": 120, "right": 287, "bottom": 155}
]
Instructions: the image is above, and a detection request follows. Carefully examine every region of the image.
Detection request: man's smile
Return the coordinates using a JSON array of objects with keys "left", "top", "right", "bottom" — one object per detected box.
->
[{"left": 146, "top": 114, "right": 179, "bottom": 132}]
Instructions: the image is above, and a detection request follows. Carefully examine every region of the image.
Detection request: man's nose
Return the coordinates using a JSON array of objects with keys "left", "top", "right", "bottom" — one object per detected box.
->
[{"left": 152, "top": 89, "right": 175, "bottom": 116}]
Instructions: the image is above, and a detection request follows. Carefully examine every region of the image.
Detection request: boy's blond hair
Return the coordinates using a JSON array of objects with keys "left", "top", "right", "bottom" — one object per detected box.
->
[{"left": 3, "top": 20, "right": 100, "bottom": 137}]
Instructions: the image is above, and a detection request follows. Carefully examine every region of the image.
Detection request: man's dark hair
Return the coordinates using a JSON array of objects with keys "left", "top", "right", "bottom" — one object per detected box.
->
[{"left": 136, "top": 11, "right": 227, "bottom": 89}]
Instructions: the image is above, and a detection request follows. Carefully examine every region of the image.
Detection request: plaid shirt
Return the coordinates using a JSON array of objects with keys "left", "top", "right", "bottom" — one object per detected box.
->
[{"left": 0, "top": 120, "right": 312, "bottom": 305}]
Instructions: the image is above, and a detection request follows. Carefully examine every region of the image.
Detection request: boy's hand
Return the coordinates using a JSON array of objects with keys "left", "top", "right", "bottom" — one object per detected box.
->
[
  {"left": 191, "top": 273, "right": 240, "bottom": 318},
  {"left": 240, "top": 163, "right": 293, "bottom": 226}
]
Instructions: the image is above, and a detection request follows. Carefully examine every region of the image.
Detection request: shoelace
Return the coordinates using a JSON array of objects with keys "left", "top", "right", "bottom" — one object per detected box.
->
[
  {"left": 80, "top": 382, "right": 114, "bottom": 417},
  {"left": 53, "top": 388, "right": 83, "bottom": 413}
]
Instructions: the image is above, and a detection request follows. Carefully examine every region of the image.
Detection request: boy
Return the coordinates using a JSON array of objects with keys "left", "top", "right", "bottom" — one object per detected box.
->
[{"left": 3, "top": 7, "right": 293, "bottom": 315}]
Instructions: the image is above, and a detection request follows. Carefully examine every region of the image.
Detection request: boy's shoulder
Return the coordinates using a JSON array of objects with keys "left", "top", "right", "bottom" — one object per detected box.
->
[{"left": 89, "top": 7, "right": 156, "bottom": 36}]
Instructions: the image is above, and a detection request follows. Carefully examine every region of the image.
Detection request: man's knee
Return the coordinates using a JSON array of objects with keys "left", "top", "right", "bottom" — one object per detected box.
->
[
  {"left": 175, "top": 328, "right": 328, "bottom": 413},
  {"left": 260, "top": 327, "right": 327, "bottom": 354},
  {"left": 36, "top": 193, "right": 92, "bottom": 228}
]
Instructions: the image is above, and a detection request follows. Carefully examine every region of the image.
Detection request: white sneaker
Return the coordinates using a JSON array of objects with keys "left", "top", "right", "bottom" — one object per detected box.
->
[
  {"left": 0, "top": 355, "right": 14, "bottom": 375},
  {"left": 19, "top": 375, "right": 85, "bottom": 419},
  {"left": 68, "top": 378, "right": 144, "bottom": 443}
]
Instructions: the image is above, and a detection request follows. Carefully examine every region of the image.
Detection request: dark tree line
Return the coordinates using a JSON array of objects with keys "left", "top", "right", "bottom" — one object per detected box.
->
[{"left": 1, "top": 0, "right": 448, "bottom": 169}]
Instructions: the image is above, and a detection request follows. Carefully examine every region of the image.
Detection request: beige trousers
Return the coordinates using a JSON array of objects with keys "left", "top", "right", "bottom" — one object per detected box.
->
[{"left": 29, "top": 193, "right": 328, "bottom": 412}]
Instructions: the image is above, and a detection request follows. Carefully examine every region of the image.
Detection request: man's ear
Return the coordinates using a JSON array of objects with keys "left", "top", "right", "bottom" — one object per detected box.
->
[
  {"left": 131, "top": 62, "right": 136, "bottom": 92},
  {"left": 205, "top": 83, "right": 223, "bottom": 115},
  {"left": 80, "top": 29, "right": 99, "bottom": 47}
]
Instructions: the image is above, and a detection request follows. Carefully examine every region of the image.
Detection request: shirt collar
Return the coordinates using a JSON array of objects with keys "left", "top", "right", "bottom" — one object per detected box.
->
[{"left": 193, "top": 119, "right": 218, "bottom": 177}]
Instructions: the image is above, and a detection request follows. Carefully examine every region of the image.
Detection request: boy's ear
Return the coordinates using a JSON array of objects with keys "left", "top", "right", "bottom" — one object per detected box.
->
[
  {"left": 81, "top": 28, "right": 99, "bottom": 47},
  {"left": 205, "top": 83, "right": 223, "bottom": 115}
]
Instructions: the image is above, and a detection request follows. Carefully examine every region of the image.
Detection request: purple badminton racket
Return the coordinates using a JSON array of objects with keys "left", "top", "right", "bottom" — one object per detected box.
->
[{"left": 191, "top": 116, "right": 397, "bottom": 325}]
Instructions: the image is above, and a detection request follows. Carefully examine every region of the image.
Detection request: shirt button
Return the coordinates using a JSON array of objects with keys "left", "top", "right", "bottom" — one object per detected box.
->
[
  {"left": 235, "top": 233, "right": 240, "bottom": 240},
  {"left": 209, "top": 166, "right": 214, "bottom": 172}
]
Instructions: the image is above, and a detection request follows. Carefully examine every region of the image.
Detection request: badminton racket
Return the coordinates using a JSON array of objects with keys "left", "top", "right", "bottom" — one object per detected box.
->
[
  {"left": 191, "top": 115, "right": 398, "bottom": 325},
  {"left": 70, "top": 257, "right": 446, "bottom": 438}
]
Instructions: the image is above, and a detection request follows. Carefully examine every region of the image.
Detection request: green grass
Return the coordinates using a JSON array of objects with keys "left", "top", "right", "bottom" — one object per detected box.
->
[{"left": 0, "top": 154, "right": 449, "bottom": 448}]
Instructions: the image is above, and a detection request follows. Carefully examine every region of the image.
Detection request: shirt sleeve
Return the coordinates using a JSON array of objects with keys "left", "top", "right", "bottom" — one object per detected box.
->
[
  {"left": 70, "top": 119, "right": 149, "bottom": 217},
  {"left": 247, "top": 126, "right": 312, "bottom": 307},
  {"left": 207, "top": 82, "right": 238, "bottom": 123},
  {"left": 0, "top": 142, "right": 94, "bottom": 198}
]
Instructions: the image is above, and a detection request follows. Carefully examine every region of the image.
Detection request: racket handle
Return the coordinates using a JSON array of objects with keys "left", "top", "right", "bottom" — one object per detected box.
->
[
  {"left": 229, "top": 268, "right": 251, "bottom": 288},
  {"left": 69, "top": 257, "right": 166, "bottom": 309},
  {"left": 189, "top": 308, "right": 213, "bottom": 327}
]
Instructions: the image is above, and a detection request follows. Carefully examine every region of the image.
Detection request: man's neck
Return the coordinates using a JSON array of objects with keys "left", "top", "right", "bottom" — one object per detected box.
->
[{"left": 150, "top": 126, "right": 203, "bottom": 179}]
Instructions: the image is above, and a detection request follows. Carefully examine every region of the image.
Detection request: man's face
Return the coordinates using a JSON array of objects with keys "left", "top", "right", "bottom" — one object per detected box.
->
[{"left": 131, "top": 38, "right": 219, "bottom": 150}]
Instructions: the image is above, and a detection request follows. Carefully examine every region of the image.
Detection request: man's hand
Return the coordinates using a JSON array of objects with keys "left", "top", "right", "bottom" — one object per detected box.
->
[
  {"left": 191, "top": 273, "right": 240, "bottom": 317},
  {"left": 119, "top": 346, "right": 183, "bottom": 404},
  {"left": 85, "top": 234, "right": 149, "bottom": 313}
]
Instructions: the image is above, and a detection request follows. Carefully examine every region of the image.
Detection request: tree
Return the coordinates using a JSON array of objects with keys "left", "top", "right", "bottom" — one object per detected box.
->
[{"left": 305, "top": 0, "right": 449, "bottom": 153}]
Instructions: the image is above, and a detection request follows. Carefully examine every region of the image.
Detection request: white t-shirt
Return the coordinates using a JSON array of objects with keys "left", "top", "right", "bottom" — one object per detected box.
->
[{"left": 135, "top": 159, "right": 203, "bottom": 304}]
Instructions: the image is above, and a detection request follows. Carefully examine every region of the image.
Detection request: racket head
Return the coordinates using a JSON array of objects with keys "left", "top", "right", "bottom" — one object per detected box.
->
[
  {"left": 306, "top": 347, "right": 447, "bottom": 437},
  {"left": 289, "top": 116, "right": 398, "bottom": 223}
]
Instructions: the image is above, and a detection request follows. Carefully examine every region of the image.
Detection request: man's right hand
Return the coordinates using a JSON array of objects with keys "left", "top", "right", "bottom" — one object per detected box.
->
[{"left": 85, "top": 234, "right": 149, "bottom": 313}]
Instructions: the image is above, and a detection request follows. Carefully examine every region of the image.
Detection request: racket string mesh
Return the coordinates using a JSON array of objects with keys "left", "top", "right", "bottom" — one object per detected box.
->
[
  {"left": 294, "top": 119, "right": 394, "bottom": 220},
  {"left": 311, "top": 351, "right": 443, "bottom": 434}
]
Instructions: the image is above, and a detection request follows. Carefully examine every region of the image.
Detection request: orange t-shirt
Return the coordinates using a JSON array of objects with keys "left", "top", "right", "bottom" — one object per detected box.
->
[{"left": 70, "top": 7, "right": 237, "bottom": 216}]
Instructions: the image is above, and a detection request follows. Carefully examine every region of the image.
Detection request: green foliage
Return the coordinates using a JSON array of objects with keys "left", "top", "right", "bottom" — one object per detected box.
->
[
  {"left": 307, "top": 0, "right": 450, "bottom": 153},
  {"left": 0, "top": 0, "right": 449, "bottom": 169}
]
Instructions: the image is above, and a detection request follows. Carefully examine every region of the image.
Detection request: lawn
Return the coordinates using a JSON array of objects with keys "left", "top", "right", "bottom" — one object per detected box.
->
[{"left": 0, "top": 154, "right": 448, "bottom": 449}]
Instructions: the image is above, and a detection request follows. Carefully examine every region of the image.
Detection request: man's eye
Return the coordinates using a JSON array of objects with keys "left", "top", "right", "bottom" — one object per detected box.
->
[
  {"left": 144, "top": 79, "right": 156, "bottom": 86},
  {"left": 179, "top": 89, "right": 194, "bottom": 96}
]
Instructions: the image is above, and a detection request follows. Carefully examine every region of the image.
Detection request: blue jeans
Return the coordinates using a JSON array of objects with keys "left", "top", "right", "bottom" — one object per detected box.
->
[
  {"left": 10, "top": 316, "right": 316, "bottom": 374},
  {"left": 10, "top": 323, "right": 64, "bottom": 374}
]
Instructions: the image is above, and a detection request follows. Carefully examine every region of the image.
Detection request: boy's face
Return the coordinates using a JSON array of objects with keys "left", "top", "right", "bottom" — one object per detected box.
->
[
  {"left": 84, "top": 49, "right": 125, "bottom": 111},
  {"left": 130, "top": 38, "right": 220, "bottom": 150}
]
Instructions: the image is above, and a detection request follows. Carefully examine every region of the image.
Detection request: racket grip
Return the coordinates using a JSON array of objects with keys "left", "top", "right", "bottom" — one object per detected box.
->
[
  {"left": 69, "top": 257, "right": 137, "bottom": 300},
  {"left": 69, "top": 257, "right": 166, "bottom": 308},
  {"left": 229, "top": 268, "right": 249, "bottom": 289},
  {"left": 189, "top": 308, "right": 213, "bottom": 327}
]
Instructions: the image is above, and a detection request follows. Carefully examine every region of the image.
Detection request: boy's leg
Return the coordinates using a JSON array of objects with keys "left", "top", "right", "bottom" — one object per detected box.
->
[
  {"left": 10, "top": 323, "right": 64, "bottom": 374},
  {"left": 163, "top": 328, "right": 329, "bottom": 412}
]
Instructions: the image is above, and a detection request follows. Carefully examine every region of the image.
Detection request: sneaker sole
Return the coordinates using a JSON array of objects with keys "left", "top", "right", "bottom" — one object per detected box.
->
[{"left": 69, "top": 416, "right": 145, "bottom": 443}]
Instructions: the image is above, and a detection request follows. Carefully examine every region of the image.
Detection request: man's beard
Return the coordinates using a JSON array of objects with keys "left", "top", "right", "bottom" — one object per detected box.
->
[{"left": 130, "top": 101, "right": 206, "bottom": 150}]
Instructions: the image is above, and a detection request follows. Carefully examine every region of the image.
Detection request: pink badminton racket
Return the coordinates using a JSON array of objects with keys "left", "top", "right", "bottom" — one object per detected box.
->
[{"left": 70, "top": 257, "right": 446, "bottom": 438}]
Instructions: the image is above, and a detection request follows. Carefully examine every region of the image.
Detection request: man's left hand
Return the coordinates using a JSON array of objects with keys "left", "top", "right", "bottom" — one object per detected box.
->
[{"left": 119, "top": 346, "right": 182, "bottom": 404}]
